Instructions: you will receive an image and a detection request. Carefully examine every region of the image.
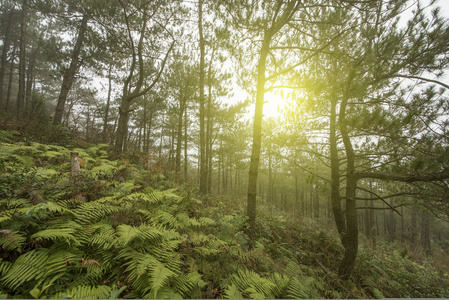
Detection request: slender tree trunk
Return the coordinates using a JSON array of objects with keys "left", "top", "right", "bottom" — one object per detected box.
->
[
  {"left": 389, "top": 199, "right": 395, "bottom": 241},
  {"left": 421, "top": 211, "right": 430, "bottom": 255},
  {"left": 184, "top": 106, "right": 188, "bottom": 180},
  {"left": 247, "top": 33, "right": 271, "bottom": 238},
  {"left": 54, "top": 13, "right": 89, "bottom": 125},
  {"left": 103, "top": 63, "right": 112, "bottom": 142},
  {"left": 338, "top": 83, "right": 359, "bottom": 280},
  {"left": 198, "top": 0, "right": 207, "bottom": 194},
  {"left": 17, "top": 0, "right": 27, "bottom": 121},
  {"left": 5, "top": 43, "right": 17, "bottom": 112},
  {"left": 25, "top": 44, "right": 38, "bottom": 107},
  {"left": 330, "top": 95, "right": 346, "bottom": 240},
  {"left": 115, "top": 98, "right": 131, "bottom": 153},
  {"left": 206, "top": 48, "right": 215, "bottom": 193},
  {"left": 176, "top": 97, "right": 186, "bottom": 178},
  {"left": 0, "top": 5, "right": 15, "bottom": 109},
  {"left": 268, "top": 147, "right": 272, "bottom": 204}
]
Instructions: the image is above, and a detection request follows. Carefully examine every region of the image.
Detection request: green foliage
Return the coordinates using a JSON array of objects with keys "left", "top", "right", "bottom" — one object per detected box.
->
[{"left": 1, "top": 140, "right": 448, "bottom": 299}]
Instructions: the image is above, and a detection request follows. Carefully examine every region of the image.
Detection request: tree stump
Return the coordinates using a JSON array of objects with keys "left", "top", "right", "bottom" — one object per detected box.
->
[{"left": 71, "top": 152, "right": 80, "bottom": 176}]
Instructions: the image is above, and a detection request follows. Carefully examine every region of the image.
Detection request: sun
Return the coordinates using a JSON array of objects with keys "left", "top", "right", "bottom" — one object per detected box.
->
[{"left": 263, "top": 88, "right": 291, "bottom": 118}]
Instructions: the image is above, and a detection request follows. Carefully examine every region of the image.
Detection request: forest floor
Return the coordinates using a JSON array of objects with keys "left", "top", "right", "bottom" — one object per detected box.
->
[{"left": 1, "top": 129, "right": 449, "bottom": 299}]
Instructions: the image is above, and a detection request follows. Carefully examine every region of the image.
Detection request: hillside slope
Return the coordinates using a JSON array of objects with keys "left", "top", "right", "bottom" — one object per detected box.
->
[{"left": 0, "top": 135, "right": 448, "bottom": 299}]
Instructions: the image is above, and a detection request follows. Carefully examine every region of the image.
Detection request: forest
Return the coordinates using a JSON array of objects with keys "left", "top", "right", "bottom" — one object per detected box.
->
[{"left": 1, "top": 0, "right": 449, "bottom": 298}]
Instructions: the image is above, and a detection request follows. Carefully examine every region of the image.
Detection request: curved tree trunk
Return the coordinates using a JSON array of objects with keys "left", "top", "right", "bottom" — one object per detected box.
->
[
  {"left": 338, "top": 82, "right": 359, "bottom": 280},
  {"left": 54, "top": 13, "right": 89, "bottom": 125}
]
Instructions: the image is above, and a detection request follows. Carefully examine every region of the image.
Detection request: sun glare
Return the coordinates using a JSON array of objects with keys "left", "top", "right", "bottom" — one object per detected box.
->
[{"left": 264, "top": 89, "right": 290, "bottom": 118}]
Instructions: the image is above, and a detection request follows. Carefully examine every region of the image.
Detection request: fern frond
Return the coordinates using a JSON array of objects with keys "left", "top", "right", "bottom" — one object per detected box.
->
[
  {"left": 269, "top": 273, "right": 290, "bottom": 298},
  {"left": 1, "top": 250, "right": 49, "bottom": 290},
  {"left": 43, "top": 201, "right": 75, "bottom": 215},
  {"left": 0, "top": 230, "right": 26, "bottom": 252},
  {"left": 85, "top": 222, "right": 116, "bottom": 250},
  {"left": 73, "top": 202, "right": 120, "bottom": 224},
  {"left": 143, "top": 210, "right": 177, "bottom": 228},
  {"left": 229, "top": 268, "right": 276, "bottom": 299},
  {"left": 52, "top": 285, "right": 111, "bottom": 299},
  {"left": 0, "top": 259, "right": 12, "bottom": 276},
  {"left": 284, "top": 260, "right": 304, "bottom": 277},
  {"left": 2, "top": 248, "right": 79, "bottom": 292},
  {"left": 31, "top": 228, "right": 79, "bottom": 247},
  {"left": 173, "top": 271, "right": 205, "bottom": 298},
  {"left": 145, "top": 287, "right": 183, "bottom": 299},
  {"left": 225, "top": 283, "right": 244, "bottom": 299},
  {"left": 116, "top": 224, "right": 163, "bottom": 246},
  {"left": 148, "top": 261, "right": 175, "bottom": 298},
  {"left": 286, "top": 276, "right": 317, "bottom": 299},
  {"left": 113, "top": 182, "right": 137, "bottom": 198}
]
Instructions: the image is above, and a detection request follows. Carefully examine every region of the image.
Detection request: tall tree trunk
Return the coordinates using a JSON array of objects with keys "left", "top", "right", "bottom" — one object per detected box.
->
[
  {"left": 389, "top": 198, "right": 396, "bottom": 241},
  {"left": 338, "top": 82, "right": 359, "bottom": 280},
  {"left": 176, "top": 97, "right": 186, "bottom": 178},
  {"left": 115, "top": 98, "right": 131, "bottom": 153},
  {"left": 268, "top": 147, "right": 273, "bottom": 204},
  {"left": 198, "top": 0, "right": 207, "bottom": 194},
  {"left": 206, "top": 48, "right": 215, "bottom": 193},
  {"left": 103, "top": 63, "right": 112, "bottom": 142},
  {"left": 25, "top": 43, "right": 39, "bottom": 111},
  {"left": 0, "top": 5, "right": 15, "bottom": 109},
  {"left": 54, "top": 13, "right": 89, "bottom": 125},
  {"left": 5, "top": 43, "right": 17, "bottom": 112},
  {"left": 16, "top": 0, "right": 27, "bottom": 121},
  {"left": 421, "top": 211, "right": 430, "bottom": 255},
  {"left": 247, "top": 32, "right": 271, "bottom": 238},
  {"left": 330, "top": 95, "right": 346, "bottom": 240},
  {"left": 184, "top": 106, "right": 188, "bottom": 180}
]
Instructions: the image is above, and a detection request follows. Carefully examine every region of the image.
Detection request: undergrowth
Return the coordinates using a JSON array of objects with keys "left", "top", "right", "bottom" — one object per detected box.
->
[{"left": 1, "top": 136, "right": 448, "bottom": 298}]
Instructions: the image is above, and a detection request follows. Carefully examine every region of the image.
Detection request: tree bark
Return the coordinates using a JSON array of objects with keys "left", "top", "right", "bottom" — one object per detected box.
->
[
  {"left": 247, "top": 32, "right": 271, "bottom": 238},
  {"left": 71, "top": 152, "right": 80, "bottom": 176},
  {"left": 25, "top": 43, "right": 39, "bottom": 110},
  {"left": 0, "top": 4, "right": 15, "bottom": 109},
  {"left": 338, "top": 82, "right": 358, "bottom": 280},
  {"left": 184, "top": 106, "right": 188, "bottom": 180},
  {"left": 103, "top": 63, "right": 112, "bottom": 142},
  {"left": 176, "top": 96, "right": 186, "bottom": 178},
  {"left": 5, "top": 43, "right": 17, "bottom": 112},
  {"left": 198, "top": 0, "right": 207, "bottom": 194},
  {"left": 421, "top": 211, "right": 430, "bottom": 255},
  {"left": 54, "top": 13, "right": 89, "bottom": 125},
  {"left": 16, "top": 0, "right": 27, "bottom": 120},
  {"left": 113, "top": 3, "right": 173, "bottom": 153},
  {"left": 330, "top": 95, "right": 346, "bottom": 240}
]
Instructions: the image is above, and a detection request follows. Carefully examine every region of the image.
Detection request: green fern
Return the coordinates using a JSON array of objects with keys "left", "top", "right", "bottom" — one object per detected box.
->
[
  {"left": 225, "top": 283, "right": 244, "bottom": 299},
  {"left": 286, "top": 276, "right": 321, "bottom": 299},
  {"left": 73, "top": 202, "right": 120, "bottom": 224},
  {"left": 0, "top": 231, "right": 26, "bottom": 252},
  {"left": 148, "top": 261, "right": 176, "bottom": 297},
  {"left": 1, "top": 249, "right": 79, "bottom": 292},
  {"left": 31, "top": 228, "right": 79, "bottom": 247},
  {"left": 52, "top": 285, "right": 111, "bottom": 299},
  {"left": 226, "top": 268, "right": 276, "bottom": 299},
  {"left": 0, "top": 259, "right": 12, "bottom": 277},
  {"left": 116, "top": 224, "right": 163, "bottom": 246},
  {"left": 173, "top": 271, "right": 206, "bottom": 298},
  {"left": 84, "top": 222, "right": 116, "bottom": 250},
  {"left": 1, "top": 250, "right": 50, "bottom": 290}
]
